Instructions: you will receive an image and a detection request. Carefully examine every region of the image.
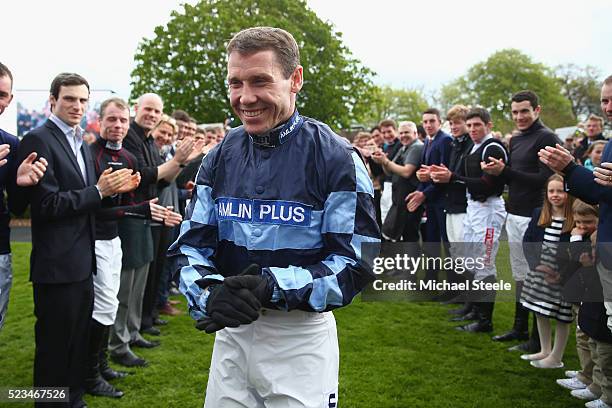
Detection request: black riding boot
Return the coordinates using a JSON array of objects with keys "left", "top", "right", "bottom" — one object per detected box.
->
[
  {"left": 456, "top": 276, "right": 495, "bottom": 333},
  {"left": 492, "top": 281, "right": 529, "bottom": 341},
  {"left": 449, "top": 303, "right": 478, "bottom": 322},
  {"left": 85, "top": 319, "right": 124, "bottom": 398},
  {"left": 508, "top": 314, "right": 541, "bottom": 352},
  {"left": 456, "top": 302, "right": 494, "bottom": 332},
  {"left": 99, "top": 324, "right": 129, "bottom": 381}
]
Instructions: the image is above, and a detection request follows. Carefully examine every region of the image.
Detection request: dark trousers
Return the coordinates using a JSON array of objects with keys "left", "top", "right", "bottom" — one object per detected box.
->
[
  {"left": 401, "top": 206, "right": 423, "bottom": 243},
  {"left": 142, "top": 225, "right": 171, "bottom": 329},
  {"left": 34, "top": 276, "right": 93, "bottom": 407},
  {"left": 158, "top": 225, "right": 180, "bottom": 308},
  {"left": 423, "top": 204, "right": 449, "bottom": 281},
  {"left": 374, "top": 189, "right": 382, "bottom": 229}
]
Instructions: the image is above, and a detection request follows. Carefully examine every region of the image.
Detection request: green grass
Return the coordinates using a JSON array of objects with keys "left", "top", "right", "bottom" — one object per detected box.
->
[{"left": 0, "top": 242, "right": 581, "bottom": 407}]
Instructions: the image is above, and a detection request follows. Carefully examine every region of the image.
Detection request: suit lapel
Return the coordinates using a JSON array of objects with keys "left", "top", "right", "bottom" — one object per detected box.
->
[
  {"left": 81, "top": 144, "right": 96, "bottom": 186},
  {"left": 46, "top": 120, "right": 85, "bottom": 186},
  {"left": 603, "top": 139, "right": 612, "bottom": 163}
]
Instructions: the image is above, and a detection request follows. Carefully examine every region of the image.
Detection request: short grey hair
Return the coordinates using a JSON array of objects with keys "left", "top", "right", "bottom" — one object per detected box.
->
[{"left": 398, "top": 121, "right": 417, "bottom": 133}]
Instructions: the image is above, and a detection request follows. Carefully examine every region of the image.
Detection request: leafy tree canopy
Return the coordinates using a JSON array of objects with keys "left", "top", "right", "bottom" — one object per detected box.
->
[
  {"left": 440, "top": 49, "right": 574, "bottom": 133},
  {"left": 555, "top": 63, "right": 602, "bottom": 121},
  {"left": 130, "top": 0, "right": 376, "bottom": 130},
  {"left": 361, "top": 86, "right": 429, "bottom": 128}
]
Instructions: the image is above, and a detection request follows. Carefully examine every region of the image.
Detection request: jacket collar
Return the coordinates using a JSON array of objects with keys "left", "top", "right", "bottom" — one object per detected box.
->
[
  {"left": 249, "top": 110, "right": 303, "bottom": 148},
  {"left": 522, "top": 118, "right": 544, "bottom": 135},
  {"left": 130, "top": 120, "right": 148, "bottom": 141}
]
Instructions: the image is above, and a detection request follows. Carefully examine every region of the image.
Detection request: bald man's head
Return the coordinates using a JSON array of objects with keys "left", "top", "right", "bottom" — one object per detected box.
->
[{"left": 135, "top": 93, "right": 163, "bottom": 130}]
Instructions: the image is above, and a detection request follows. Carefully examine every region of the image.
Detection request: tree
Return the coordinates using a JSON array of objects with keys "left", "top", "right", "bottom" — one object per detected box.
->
[
  {"left": 361, "top": 85, "right": 429, "bottom": 128},
  {"left": 555, "top": 64, "right": 602, "bottom": 121},
  {"left": 439, "top": 49, "right": 574, "bottom": 133},
  {"left": 130, "top": 0, "right": 376, "bottom": 130}
]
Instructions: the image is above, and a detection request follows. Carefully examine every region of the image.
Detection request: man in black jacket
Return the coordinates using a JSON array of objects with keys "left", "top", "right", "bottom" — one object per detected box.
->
[
  {"left": 86, "top": 97, "right": 182, "bottom": 398},
  {"left": 109, "top": 93, "right": 196, "bottom": 367},
  {"left": 482, "top": 90, "right": 561, "bottom": 349},
  {"left": 430, "top": 105, "right": 473, "bottom": 305},
  {"left": 18, "top": 73, "right": 133, "bottom": 408}
]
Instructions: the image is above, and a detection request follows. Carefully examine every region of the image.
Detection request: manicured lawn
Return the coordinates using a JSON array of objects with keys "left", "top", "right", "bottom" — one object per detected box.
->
[{"left": 0, "top": 242, "right": 581, "bottom": 407}]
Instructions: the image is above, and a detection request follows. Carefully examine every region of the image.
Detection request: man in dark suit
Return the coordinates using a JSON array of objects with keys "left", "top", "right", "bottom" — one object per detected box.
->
[
  {"left": 406, "top": 108, "right": 452, "bottom": 287},
  {"left": 17, "top": 72, "right": 133, "bottom": 408},
  {"left": 0, "top": 61, "right": 49, "bottom": 332}
]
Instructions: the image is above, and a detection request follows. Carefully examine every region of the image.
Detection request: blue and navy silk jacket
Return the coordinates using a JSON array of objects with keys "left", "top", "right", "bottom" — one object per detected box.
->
[{"left": 168, "top": 112, "right": 380, "bottom": 319}]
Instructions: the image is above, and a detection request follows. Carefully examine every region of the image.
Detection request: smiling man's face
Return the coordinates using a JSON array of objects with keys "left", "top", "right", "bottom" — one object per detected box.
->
[{"left": 227, "top": 50, "right": 302, "bottom": 135}]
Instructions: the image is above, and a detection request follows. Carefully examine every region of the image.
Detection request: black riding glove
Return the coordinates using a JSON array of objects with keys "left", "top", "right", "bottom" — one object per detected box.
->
[
  {"left": 195, "top": 264, "right": 275, "bottom": 333},
  {"left": 201, "top": 284, "right": 261, "bottom": 330},
  {"left": 223, "top": 264, "right": 274, "bottom": 307}
]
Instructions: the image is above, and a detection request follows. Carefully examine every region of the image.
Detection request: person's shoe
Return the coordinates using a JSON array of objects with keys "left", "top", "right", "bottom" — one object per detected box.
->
[
  {"left": 520, "top": 353, "right": 548, "bottom": 361},
  {"left": 159, "top": 303, "right": 182, "bottom": 316},
  {"left": 557, "top": 377, "right": 588, "bottom": 390},
  {"left": 456, "top": 320, "right": 493, "bottom": 333},
  {"left": 153, "top": 317, "right": 168, "bottom": 326},
  {"left": 130, "top": 338, "right": 160, "bottom": 349},
  {"left": 585, "top": 399, "right": 612, "bottom": 408},
  {"left": 565, "top": 370, "right": 579, "bottom": 378},
  {"left": 71, "top": 398, "right": 88, "bottom": 408},
  {"left": 85, "top": 377, "right": 124, "bottom": 398},
  {"left": 100, "top": 365, "right": 129, "bottom": 381},
  {"left": 492, "top": 329, "right": 529, "bottom": 342},
  {"left": 110, "top": 351, "right": 148, "bottom": 368},
  {"left": 450, "top": 310, "right": 478, "bottom": 322},
  {"left": 140, "top": 326, "right": 161, "bottom": 336},
  {"left": 448, "top": 303, "right": 471, "bottom": 315},
  {"left": 571, "top": 388, "right": 599, "bottom": 401},
  {"left": 508, "top": 341, "right": 539, "bottom": 353},
  {"left": 530, "top": 359, "right": 563, "bottom": 369}
]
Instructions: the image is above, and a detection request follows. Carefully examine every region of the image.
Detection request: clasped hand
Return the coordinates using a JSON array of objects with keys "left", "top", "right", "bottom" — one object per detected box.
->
[{"left": 195, "top": 264, "right": 273, "bottom": 334}]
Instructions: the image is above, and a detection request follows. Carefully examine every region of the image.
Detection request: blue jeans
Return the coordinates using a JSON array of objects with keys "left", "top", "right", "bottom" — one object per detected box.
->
[{"left": 0, "top": 253, "right": 13, "bottom": 330}]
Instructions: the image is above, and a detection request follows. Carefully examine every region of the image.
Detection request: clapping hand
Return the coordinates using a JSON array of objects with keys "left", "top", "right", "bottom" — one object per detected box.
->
[
  {"left": 481, "top": 157, "right": 505, "bottom": 175},
  {"left": 0, "top": 144, "right": 10, "bottom": 167},
  {"left": 96, "top": 168, "right": 133, "bottom": 197},
  {"left": 16, "top": 152, "right": 48, "bottom": 186},
  {"left": 538, "top": 144, "right": 573, "bottom": 174},
  {"left": 405, "top": 190, "right": 425, "bottom": 212},
  {"left": 430, "top": 164, "right": 451, "bottom": 183},
  {"left": 163, "top": 206, "right": 183, "bottom": 227},
  {"left": 594, "top": 162, "right": 612, "bottom": 187},
  {"left": 174, "top": 138, "right": 195, "bottom": 165},
  {"left": 416, "top": 165, "right": 431, "bottom": 182},
  {"left": 115, "top": 171, "right": 141, "bottom": 194}
]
